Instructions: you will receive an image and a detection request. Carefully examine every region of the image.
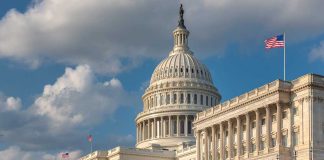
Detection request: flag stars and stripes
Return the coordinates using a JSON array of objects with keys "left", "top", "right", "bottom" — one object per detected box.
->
[{"left": 264, "top": 34, "right": 285, "bottom": 49}]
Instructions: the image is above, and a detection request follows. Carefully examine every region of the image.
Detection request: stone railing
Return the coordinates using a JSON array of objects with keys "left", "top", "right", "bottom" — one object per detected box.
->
[
  {"left": 136, "top": 105, "right": 207, "bottom": 119},
  {"left": 176, "top": 145, "right": 196, "bottom": 155},
  {"left": 196, "top": 79, "right": 292, "bottom": 120},
  {"left": 80, "top": 147, "right": 176, "bottom": 160}
]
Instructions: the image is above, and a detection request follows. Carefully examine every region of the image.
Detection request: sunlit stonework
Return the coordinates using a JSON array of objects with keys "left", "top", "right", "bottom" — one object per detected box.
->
[{"left": 80, "top": 4, "right": 324, "bottom": 160}]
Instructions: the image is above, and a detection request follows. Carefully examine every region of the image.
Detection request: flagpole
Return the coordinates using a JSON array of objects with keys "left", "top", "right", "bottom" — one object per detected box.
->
[
  {"left": 91, "top": 141, "right": 93, "bottom": 153},
  {"left": 284, "top": 32, "right": 286, "bottom": 81}
]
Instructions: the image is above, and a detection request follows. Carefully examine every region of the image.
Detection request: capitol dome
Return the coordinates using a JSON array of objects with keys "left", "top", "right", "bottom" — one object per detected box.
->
[{"left": 135, "top": 4, "right": 221, "bottom": 150}]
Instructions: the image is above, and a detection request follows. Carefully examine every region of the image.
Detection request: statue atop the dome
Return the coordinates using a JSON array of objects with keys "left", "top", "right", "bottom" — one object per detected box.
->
[{"left": 178, "top": 4, "right": 186, "bottom": 29}]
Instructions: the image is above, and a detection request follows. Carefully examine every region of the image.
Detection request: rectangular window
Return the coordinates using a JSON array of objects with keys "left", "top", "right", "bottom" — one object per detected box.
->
[
  {"left": 282, "top": 135, "right": 287, "bottom": 147},
  {"left": 282, "top": 111, "right": 287, "bottom": 119},
  {"left": 180, "top": 93, "right": 184, "bottom": 104},
  {"left": 173, "top": 94, "right": 177, "bottom": 104},
  {"left": 173, "top": 120, "right": 177, "bottom": 134},
  {"left": 194, "top": 94, "right": 197, "bottom": 104},
  {"left": 200, "top": 95, "right": 203, "bottom": 105},
  {"left": 293, "top": 132, "right": 298, "bottom": 146},
  {"left": 188, "top": 121, "right": 192, "bottom": 134},
  {"left": 252, "top": 121, "right": 256, "bottom": 128},
  {"left": 261, "top": 118, "right": 266, "bottom": 125},
  {"left": 187, "top": 94, "right": 191, "bottom": 104},
  {"left": 271, "top": 137, "right": 276, "bottom": 147},
  {"left": 206, "top": 96, "right": 209, "bottom": 106},
  {"left": 293, "top": 107, "right": 298, "bottom": 115},
  {"left": 211, "top": 97, "right": 213, "bottom": 106},
  {"left": 166, "top": 94, "right": 170, "bottom": 104},
  {"left": 272, "top": 114, "right": 276, "bottom": 122}
]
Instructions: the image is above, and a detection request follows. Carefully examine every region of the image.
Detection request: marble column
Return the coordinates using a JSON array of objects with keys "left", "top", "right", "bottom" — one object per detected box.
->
[
  {"left": 276, "top": 102, "right": 282, "bottom": 147},
  {"left": 266, "top": 105, "right": 270, "bottom": 152},
  {"left": 169, "top": 116, "right": 172, "bottom": 136},
  {"left": 228, "top": 120, "right": 233, "bottom": 159},
  {"left": 220, "top": 123, "right": 224, "bottom": 160},
  {"left": 236, "top": 116, "right": 241, "bottom": 157},
  {"left": 153, "top": 118, "right": 157, "bottom": 138},
  {"left": 146, "top": 120, "right": 149, "bottom": 140},
  {"left": 212, "top": 125, "right": 216, "bottom": 160},
  {"left": 177, "top": 115, "right": 180, "bottom": 136},
  {"left": 196, "top": 130, "right": 201, "bottom": 160},
  {"left": 255, "top": 109, "right": 260, "bottom": 154},
  {"left": 204, "top": 128, "right": 209, "bottom": 160},
  {"left": 246, "top": 113, "right": 250, "bottom": 157}
]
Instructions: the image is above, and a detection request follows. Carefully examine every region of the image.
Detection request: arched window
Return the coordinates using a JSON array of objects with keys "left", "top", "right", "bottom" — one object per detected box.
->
[
  {"left": 180, "top": 93, "right": 184, "bottom": 104},
  {"left": 194, "top": 94, "right": 197, "bottom": 104},
  {"left": 187, "top": 94, "right": 191, "bottom": 104}
]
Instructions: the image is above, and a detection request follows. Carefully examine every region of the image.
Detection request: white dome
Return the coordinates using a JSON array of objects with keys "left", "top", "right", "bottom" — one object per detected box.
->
[{"left": 150, "top": 51, "right": 213, "bottom": 86}]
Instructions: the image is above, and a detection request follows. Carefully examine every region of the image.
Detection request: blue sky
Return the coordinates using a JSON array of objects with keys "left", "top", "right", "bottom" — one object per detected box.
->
[{"left": 0, "top": 0, "right": 323, "bottom": 159}]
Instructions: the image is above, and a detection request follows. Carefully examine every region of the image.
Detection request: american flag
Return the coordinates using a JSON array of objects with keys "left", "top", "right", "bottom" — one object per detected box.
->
[
  {"left": 264, "top": 34, "right": 285, "bottom": 49},
  {"left": 62, "top": 152, "right": 69, "bottom": 159},
  {"left": 87, "top": 135, "right": 93, "bottom": 142}
]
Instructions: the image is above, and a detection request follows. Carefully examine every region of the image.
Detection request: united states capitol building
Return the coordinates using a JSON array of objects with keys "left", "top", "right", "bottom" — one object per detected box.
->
[{"left": 80, "top": 5, "right": 324, "bottom": 160}]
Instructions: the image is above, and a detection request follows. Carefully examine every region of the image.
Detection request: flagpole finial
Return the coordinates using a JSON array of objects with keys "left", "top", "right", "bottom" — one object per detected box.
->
[{"left": 178, "top": 4, "right": 186, "bottom": 29}]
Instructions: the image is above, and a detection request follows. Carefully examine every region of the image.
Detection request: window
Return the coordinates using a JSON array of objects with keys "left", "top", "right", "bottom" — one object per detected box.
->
[
  {"left": 243, "top": 124, "right": 246, "bottom": 131},
  {"left": 173, "top": 94, "right": 177, "bottom": 104},
  {"left": 211, "top": 97, "right": 213, "bottom": 106},
  {"left": 200, "top": 95, "right": 203, "bottom": 105},
  {"left": 272, "top": 114, "right": 276, "bottom": 122},
  {"left": 206, "top": 96, "right": 209, "bottom": 106},
  {"left": 252, "top": 143, "right": 256, "bottom": 152},
  {"left": 160, "top": 95, "right": 164, "bottom": 105},
  {"left": 191, "top": 68, "right": 194, "bottom": 73},
  {"left": 293, "top": 107, "right": 298, "bottom": 115},
  {"left": 282, "top": 111, "right": 287, "bottom": 119},
  {"left": 271, "top": 137, "right": 276, "bottom": 147},
  {"left": 261, "top": 118, "right": 266, "bottom": 125},
  {"left": 180, "top": 120, "right": 185, "bottom": 134},
  {"left": 187, "top": 94, "right": 191, "bottom": 104},
  {"left": 180, "top": 93, "right": 184, "bottom": 104},
  {"left": 282, "top": 135, "right": 287, "bottom": 147},
  {"left": 188, "top": 121, "right": 192, "bottom": 134},
  {"left": 252, "top": 121, "right": 256, "bottom": 129},
  {"left": 225, "top": 131, "right": 228, "bottom": 137},
  {"left": 180, "top": 68, "right": 183, "bottom": 73},
  {"left": 173, "top": 120, "right": 177, "bottom": 134},
  {"left": 175, "top": 68, "right": 177, "bottom": 73},
  {"left": 260, "top": 141, "right": 265, "bottom": 150},
  {"left": 166, "top": 94, "right": 170, "bottom": 104},
  {"left": 185, "top": 68, "right": 188, "bottom": 73},
  {"left": 194, "top": 94, "right": 197, "bottom": 104},
  {"left": 293, "top": 132, "right": 298, "bottom": 146}
]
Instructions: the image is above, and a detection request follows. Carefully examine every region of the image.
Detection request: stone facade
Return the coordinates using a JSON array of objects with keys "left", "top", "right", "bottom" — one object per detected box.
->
[
  {"left": 79, "top": 5, "right": 324, "bottom": 160},
  {"left": 194, "top": 74, "right": 324, "bottom": 160}
]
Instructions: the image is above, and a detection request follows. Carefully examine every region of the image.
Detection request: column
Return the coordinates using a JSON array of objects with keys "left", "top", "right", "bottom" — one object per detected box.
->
[
  {"left": 169, "top": 116, "right": 172, "bottom": 136},
  {"left": 276, "top": 102, "right": 282, "bottom": 147},
  {"left": 153, "top": 118, "right": 157, "bottom": 138},
  {"left": 204, "top": 128, "right": 209, "bottom": 160},
  {"left": 185, "top": 115, "right": 188, "bottom": 136},
  {"left": 246, "top": 113, "right": 250, "bottom": 157},
  {"left": 255, "top": 109, "right": 260, "bottom": 154},
  {"left": 196, "top": 130, "right": 201, "bottom": 160},
  {"left": 177, "top": 115, "right": 180, "bottom": 136},
  {"left": 228, "top": 120, "right": 233, "bottom": 159},
  {"left": 220, "top": 123, "right": 224, "bottom": 160},
  {"left": 212, "top": 125, "right": 216, "bottom": 160},
  {"left": 236, "top": 116, "right": 241, "bottom": 157},
  {"left": 141, "top": 121, "right": 144, "bottom": 141},
  {"left": 162, "top": 117, "right": 165, "bottom": 138},
  {"left": 136, "top": 124, "right": 139, "bottom": 142},
  {"left": 266, "top": 105, "right": 270, "bottom": 152},
  {"left": 146, "top": 120, "right": 149, "bottom": 140}
]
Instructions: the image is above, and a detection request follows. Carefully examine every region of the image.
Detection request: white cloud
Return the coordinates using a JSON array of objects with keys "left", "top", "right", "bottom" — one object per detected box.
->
[
  {"left": 310, "top": 41, "right": 324, "bottom": 61},
  {"left": 0, "top": 95, "right": 21, "bottom": 112},
  {"left": 0, "top": 146, "right": 81, "bottom": 160},
  {"left": 0, "top": 65, "right": 136, "bottom": 153},
  {"left": 0, "top": 0, "right": 323, "bottom": 73}
]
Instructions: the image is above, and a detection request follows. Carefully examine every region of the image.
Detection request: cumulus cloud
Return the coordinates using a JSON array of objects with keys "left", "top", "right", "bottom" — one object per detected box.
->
[
  {"left": 0, "top": 95, "right": 22, "bottom": 111},
  {"left": 310, "top": 41, "right": 324, "bottom": 61},
  {"left": 0, "top": 65, "right": 135, "bottom": 154},
  {"left": 0, "top": 0, "right": 323, "bottom": 73},
  {"left": 0, "top": 146, "right": 81, "bottom": 160}
]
